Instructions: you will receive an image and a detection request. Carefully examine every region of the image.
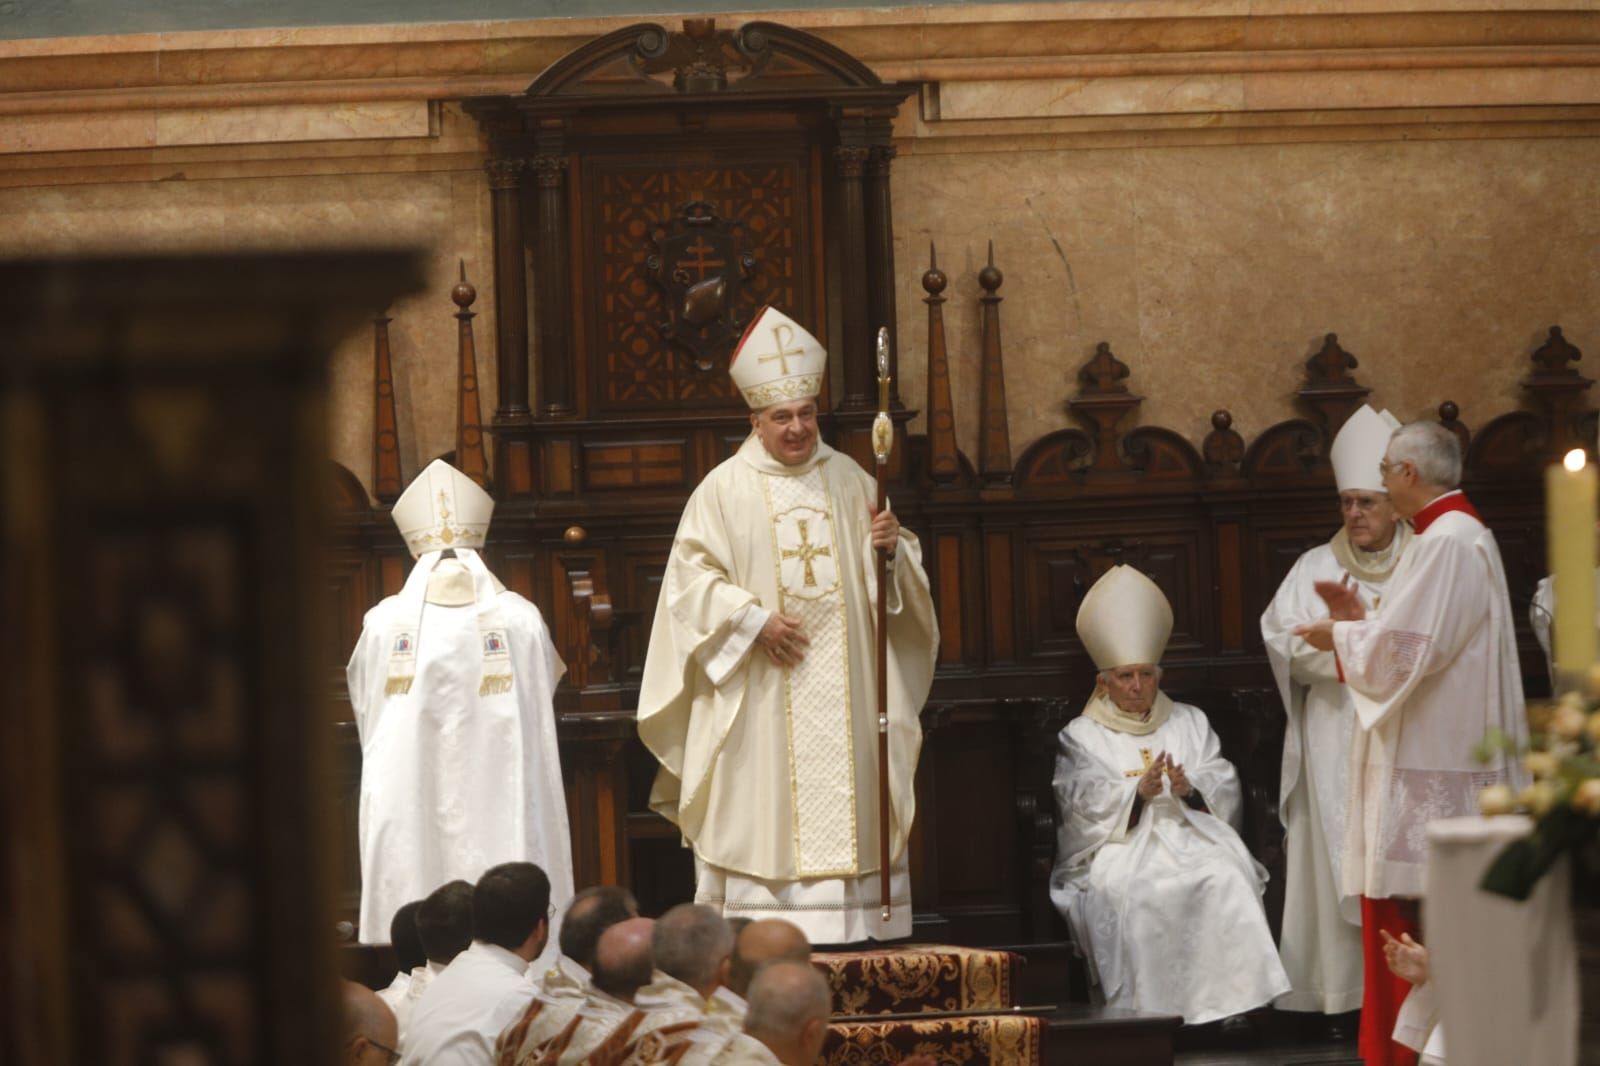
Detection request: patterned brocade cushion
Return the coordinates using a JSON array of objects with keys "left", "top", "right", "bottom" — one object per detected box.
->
[
  {"left": 822, "top": 1013, "right": 1043, "bottom": 1066},
  {"left": 810, "top": 945, "right": 1018, "bottom": 1015}
]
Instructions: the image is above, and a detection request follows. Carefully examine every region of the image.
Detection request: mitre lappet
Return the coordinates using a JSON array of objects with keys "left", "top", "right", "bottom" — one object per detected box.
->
[
  {"left": 729, "top": 305, "right": 828, "bottom": 409},
  {"left": 384, "top": 459, "right": 508, "bottom": 696}
]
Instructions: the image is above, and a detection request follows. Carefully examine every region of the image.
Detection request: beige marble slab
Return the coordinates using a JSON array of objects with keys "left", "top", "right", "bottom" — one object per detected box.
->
[{"left": 154, "top": 101, "right": 430, "bottom": 148}]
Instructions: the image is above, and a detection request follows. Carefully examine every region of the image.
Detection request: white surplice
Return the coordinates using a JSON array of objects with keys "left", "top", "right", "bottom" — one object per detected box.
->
[
  {"left": 346, "top": 548, "right": 573, "bottom": 946},
  {"left": 1331, "top": 493, "right": 1527, "bottom": 900},
  {"left": 401, "top": 941, "right": 538, "bottom": 1066},
  {"left": 637, "top": 435, "right": 939, "bottom": 944},
  {"left": 394, "top": 961, "right": 444, "bottom": 1049},
  {"left": 1261, "top": 528, "right": 1408, "bottom": 1013},
  {"left": 1049, "top": 699, "right": 1291, "bottom": 1025}
]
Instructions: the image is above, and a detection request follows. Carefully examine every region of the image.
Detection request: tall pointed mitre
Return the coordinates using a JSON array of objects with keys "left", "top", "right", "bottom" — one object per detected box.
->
[
  {"left": 1330, "top": 404, "right": 1401, "bottom": 493},
  {"left": 1075, "top": 565, "right": 1174, "bottom": 671},
  {"left": 390, "top": 459, "right": 494, "bottom": 558},
  {"left": 728, "top": 305, "right": 827, "bottom": 410}
]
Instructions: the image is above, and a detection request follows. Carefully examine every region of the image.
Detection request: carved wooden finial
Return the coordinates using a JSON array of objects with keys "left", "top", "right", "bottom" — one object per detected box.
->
[
  {"left": 977, "top": 240, "right": 1012, "bottom": 490},
  {"left": 1530, "top": 325, "right": 1582, "bottom": 378},
  {"left": 371, "top": 310, "right": 403, "bottom": 504},
  {"left": 1203, "top": 409, "right": 1245, "bottom": 476},
  {"left": 1438, "top": 400, "right": 1471, "bottom": 453},
  {"left": 923, "top": 241, "right": 958, "bottom": 485},
  {"left": 921, "top": 241, "right": 947, "bottom": 296},
  {"left": 451, "top": 260, "right": 476, "bottom": 309},
  {"left": 1078, "top": 341, "right": 1130, "bottom": 396},
  {"left": 1298, "top": 332, "right": 1369, "bottom": 435},
  {"left": 454, "top": 267, "right": 490, "bottom": 490},
  {"left": 979, "top": 240, "right": 1003, "bottom": 294},
  {"left": 1305, "top": 333, "right": 1358, "bottom": 387},
  {"left": 1067, "top": 342, "right": 1143, "bottom": 476}
]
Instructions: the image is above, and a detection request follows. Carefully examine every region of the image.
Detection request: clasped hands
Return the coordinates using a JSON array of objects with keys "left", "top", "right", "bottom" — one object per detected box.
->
[
  {"left": 755, "top": 505, "right": 900, "bottom": 668},
  {"left": 1292, "top": 578, "right": 1367, "bottom": 652},
  {"left": 1136, "top": 752, "right": 1194, "bottom": 800}
]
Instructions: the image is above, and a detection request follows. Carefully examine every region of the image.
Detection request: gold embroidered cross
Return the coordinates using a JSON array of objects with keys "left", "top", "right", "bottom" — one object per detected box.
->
[
  {"left": 760, "top": 323, "right": 804, "bottom": 376},
  {"left": 782, "top": 518, "right": 832, "bottom": 588},
  {"left": 1123, "top": 747, "right": 1155, "bottom": 778},
  {"left": 437, "top": 491, "right": 456, "bottom": 545}
]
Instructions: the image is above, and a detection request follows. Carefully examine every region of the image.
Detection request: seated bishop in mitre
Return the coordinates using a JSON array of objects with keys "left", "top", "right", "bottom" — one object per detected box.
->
[
  {"left": 1049, "top": 565, "right": 1290, "bottom": 1025},
  {"left": 345, "top": 459, "right": 574, "bottom": 954}
]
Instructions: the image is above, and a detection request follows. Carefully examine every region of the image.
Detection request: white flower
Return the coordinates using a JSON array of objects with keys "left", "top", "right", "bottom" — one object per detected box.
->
[
  {"left": 1524, "top": 751, "right": 1562, "bottom": 779},
  {"left": 1551, "top": 702, "right": 1587, "bottom": 741},
  {"left": 1478, "top": 784, "right": 1517, "bottom": 816}
]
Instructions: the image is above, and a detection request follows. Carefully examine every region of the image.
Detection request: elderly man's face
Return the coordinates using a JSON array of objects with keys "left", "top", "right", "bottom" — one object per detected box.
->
[
  {"left": 751, "top": 399, "right": 819, "bottom": 466},
  {"left": 1339, "top": 490, "right": 1399, "bottom": 551},
  {"left": 1102, "top": 663, "right": 1160, "bottom": 717}
]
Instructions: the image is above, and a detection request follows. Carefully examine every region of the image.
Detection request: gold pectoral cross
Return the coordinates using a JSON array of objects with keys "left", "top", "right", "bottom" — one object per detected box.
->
[
  {"left": 1123, "top": 747, "right": 1155, "bottom": 779},
  {"left": 782, "top": 518, "right": 832, "bottom": 588},
  {"left": 760, "top": 323, "right": 804, "bottom": 376}
]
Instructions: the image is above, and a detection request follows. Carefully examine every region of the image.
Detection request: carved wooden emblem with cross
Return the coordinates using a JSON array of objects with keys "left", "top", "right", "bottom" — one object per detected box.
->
[{"left": 647, "top": 199, "right": 758, "bottom": 371}]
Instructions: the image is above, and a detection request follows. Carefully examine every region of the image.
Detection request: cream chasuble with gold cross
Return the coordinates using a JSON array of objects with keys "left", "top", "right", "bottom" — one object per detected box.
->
[{"left": 638, "top": 434, "right": 938, "bottom": 943}]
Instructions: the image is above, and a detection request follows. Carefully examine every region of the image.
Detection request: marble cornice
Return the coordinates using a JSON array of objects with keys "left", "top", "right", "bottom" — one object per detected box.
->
[{"left": 0, "top": 1, "right": 1596, "bottom": 183}]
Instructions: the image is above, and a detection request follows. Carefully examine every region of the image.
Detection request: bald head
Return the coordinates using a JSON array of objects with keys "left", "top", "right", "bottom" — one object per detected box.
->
[
  {"left": 593, "top": 916, "right": 655, "bottom": 1002},
  {"left": 560, "top": 885, "right": 638, "bottom": 972},
  {"left": 653, "top": 904, "right": 734, "bottom": 997},
  {"left": 730, "top": 919, "right": 812, "bottom": 997},
  {"left": 743, "top": 961, "right": 832, "bottom": 1066},
  {"left": 340, "top": 981, "right": 397, "bottom": 1066}
]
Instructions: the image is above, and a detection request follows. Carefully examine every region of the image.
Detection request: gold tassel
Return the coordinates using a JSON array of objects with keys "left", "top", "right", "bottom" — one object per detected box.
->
[
  {"left": 385, "top": 676, "right": 413, "bottom": 696},
  {"left": 479, "top": 673, "right": 513, "bottom": 696}
]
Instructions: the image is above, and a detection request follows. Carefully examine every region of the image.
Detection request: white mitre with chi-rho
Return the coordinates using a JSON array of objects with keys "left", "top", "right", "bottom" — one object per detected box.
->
[
  {"left": 729, "top": 305, "right": 827, "bottom": 409},
  {"left": 391, "top": 459, "right": 494, "bottom": 557},
  {"left": 1329, "top": 404, "right": 1400, "bottom": 494},
  {"left": 1076, "top": 564, "right": 1174, "bottom": 670}
]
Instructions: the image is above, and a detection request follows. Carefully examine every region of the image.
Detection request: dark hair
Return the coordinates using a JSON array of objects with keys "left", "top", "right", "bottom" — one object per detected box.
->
[
  {"left": 559, "top": 886, "right": 638, "bottom": 971},
  {"left": 389, "top": 900, "right": 426, "bottom": 972},
  {"left": 472, "top": 862, "right": 550, "bottom": 952},
  {"left": 416, "top": 880, "right": 474, "bottom": 965}
]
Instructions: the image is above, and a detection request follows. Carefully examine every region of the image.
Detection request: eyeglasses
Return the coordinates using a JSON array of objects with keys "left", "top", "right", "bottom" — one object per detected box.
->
[
  {"left": 351, "top": 1036, "right": 401, "bottom": 1065},
  {"left": 1378, "top": 458, "right": 1406, "bottom": 478}
]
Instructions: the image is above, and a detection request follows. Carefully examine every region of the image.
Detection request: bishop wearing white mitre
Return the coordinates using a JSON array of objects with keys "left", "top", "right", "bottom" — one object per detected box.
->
[
  {"left": 346, "top": 460, "right": 574, "bottom": 948},
  {"left": 637, "top": 306, "right": 939, "bottom": 944},
  {"left": 1261, "top": 404, "right": 1411, "bottom": 1015},
  {"left": 1050, "top": 565, "right": 1290, "bottom": 1025}
]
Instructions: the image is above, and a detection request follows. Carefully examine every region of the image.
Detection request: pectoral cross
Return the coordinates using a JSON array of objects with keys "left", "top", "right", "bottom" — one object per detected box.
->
[
  {"left": 1123, "top": 747, "right": 1155, "bottom": 778},
  {"left": 760, "top": 323, "right": 804, "bottom": 375},
  {"left": 782, "top": 518, "right": 832, "bottom": 588}
]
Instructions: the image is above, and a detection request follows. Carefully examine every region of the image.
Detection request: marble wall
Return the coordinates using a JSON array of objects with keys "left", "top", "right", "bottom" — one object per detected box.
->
[
  {"left": 2, "top": 3, "right": 1597, "bottom": 498},
  {"left": 892, "top": 136, "right": 1600, "bottom": 462}
]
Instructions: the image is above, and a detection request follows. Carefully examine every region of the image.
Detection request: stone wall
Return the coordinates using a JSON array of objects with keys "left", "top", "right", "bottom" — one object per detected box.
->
[{"left": 2, "top": 2, "right": 1596, "bottom": 496}]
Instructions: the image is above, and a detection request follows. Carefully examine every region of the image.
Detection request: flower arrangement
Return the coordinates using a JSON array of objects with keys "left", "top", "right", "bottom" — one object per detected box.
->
[{"left": 1478, "top": 686, "right": 1600, "bottom": 901}]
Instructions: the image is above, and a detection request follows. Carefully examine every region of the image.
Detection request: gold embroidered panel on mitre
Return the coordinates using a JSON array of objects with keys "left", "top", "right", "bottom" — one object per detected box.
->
[{"left": 763, "top": 460, "right": 856, "bottom": 877}]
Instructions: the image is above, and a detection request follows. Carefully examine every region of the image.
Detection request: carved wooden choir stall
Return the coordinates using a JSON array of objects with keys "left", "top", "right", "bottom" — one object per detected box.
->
[{"left": 323, "top": 18, "right": 1583, "bottom": 1061}]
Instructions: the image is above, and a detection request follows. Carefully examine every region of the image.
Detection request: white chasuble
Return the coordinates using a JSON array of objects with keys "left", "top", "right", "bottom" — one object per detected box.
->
[
  {"left": 346, "top": 548, "right": 573, "bottom": 948},
  {"left": 1331, "top": 494, "right": 1527, "bottom": 900},
  {"left": 637, "top": 435, "right": 938, "bottom": 944},
  {"left": 1261, "top": 529, "right": 1408, "bottom": 1013},
  {"left": 1049, "top": 701, "right": 1290, "bottom": 1025}
]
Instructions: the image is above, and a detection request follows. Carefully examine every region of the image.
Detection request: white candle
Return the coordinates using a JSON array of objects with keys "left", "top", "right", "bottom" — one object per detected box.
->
[{"left": 1547, "top": 448, "right": 1598, "bottom": 680}]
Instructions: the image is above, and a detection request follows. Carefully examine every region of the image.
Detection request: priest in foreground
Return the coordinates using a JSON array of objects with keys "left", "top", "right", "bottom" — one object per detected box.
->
[
  {"left": 637, "top": 306, "right": 939, "bottom": 944},
  {"left": 1261, "top": 404, "right": 1410, "bottom": 1017},
  {"left": 1049, "top": 565, "right": 1290, "bottom": 1025},
  {"left": 1295, "top": 421, "right": 1526, "bottom": 1066}
]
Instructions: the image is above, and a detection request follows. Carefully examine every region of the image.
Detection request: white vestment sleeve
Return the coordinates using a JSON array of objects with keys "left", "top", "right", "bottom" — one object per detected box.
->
[
  {"left": 1333, "top": 533, "right": 1490, "bottom": 732},
  {"left": 695, "top": 602, "right": 770, "bottom": 686},
  {"left": 1182, "top": 713, "right": 1245, "bottom": 830},
  {"left": 1392, "top": 981, "right": 1438, "bottom": 1054},
  {"left": 1053, "top": 721, "right": 1140, "bottom": 872}
]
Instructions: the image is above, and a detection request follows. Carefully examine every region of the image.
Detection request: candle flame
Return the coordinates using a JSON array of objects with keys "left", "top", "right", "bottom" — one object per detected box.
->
[{"left": 1565, "top": 449, "right": 1588, "bottom": 472}]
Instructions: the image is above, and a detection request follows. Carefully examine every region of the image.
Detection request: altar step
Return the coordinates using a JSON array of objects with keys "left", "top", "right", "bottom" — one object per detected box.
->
[{"left": 812, "top": 943, "right": 1181, "bottom": 1066}]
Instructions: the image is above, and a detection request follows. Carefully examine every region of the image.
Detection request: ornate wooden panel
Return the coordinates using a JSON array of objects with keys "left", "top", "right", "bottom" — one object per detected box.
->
[{"left": 588, "top": 154, "right": 813, "bottom": 413}]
